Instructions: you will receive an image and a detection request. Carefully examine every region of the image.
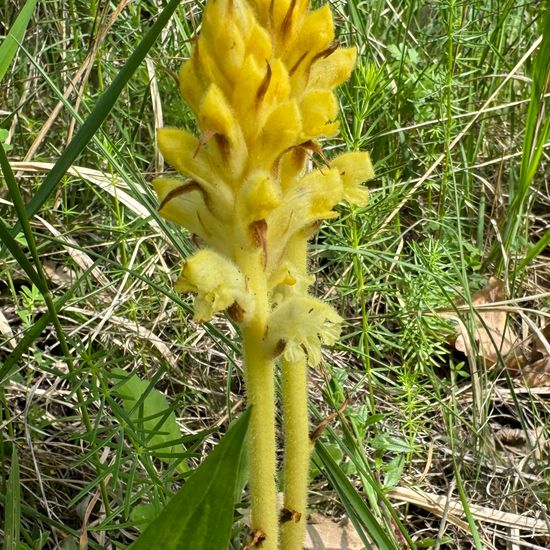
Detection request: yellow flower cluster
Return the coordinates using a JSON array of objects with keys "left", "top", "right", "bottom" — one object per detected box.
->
[{"left": 153, "top": 0, "right": 373, "bottom": 365}]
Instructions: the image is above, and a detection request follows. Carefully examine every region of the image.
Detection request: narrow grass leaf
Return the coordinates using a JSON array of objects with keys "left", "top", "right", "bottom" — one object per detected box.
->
[
  {"left": 129, "top": 408, "right": 250, "bottom": 550},
  {"left": 0, "top": 218, "right": 44, "bottom": 291},
  {"left": 491, "top": 11, "right": 550, "bottom": 270},
  {"left": 453, "top": 462, "right": 483, "bottom": 550},
  {"left": 0, "top": 0, "right": 38, "bottom": 82},
  {"left": 520, "top": 226, "right": 550, "bottom": 269},
  {"left": 4, "top": 446, "right": 20, "bottom": 550},
  {"left": 0, "top": 140, "right": 48, "bottom": 290},
  {"left": 315, "top": 440, "right": 402, "bottom": 550},
  {"left": 19, "top": 0, "right": 182, "bottom": 224}
]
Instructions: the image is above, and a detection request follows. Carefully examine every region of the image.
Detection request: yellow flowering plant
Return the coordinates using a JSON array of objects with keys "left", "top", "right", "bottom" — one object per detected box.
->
[{"left": 153, "top": 0, "right": 373, "bottom": 547}]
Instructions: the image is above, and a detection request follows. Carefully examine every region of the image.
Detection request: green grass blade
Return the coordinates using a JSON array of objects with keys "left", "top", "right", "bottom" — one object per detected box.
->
[
  {"left": 315, "top": 440, "right": 403, "bottom": 550},
  {"left": 19, "top": 0, "right": 182, "bottom": 224},
  {"left": 453, "top": 462, "right": 483, "bottom": 550},
  {"left": 0, "top": 0, "right": 38, "bottom": 82},
  {"left": 0, "top": 142, "right": 48, "bottom": 290},
  {"left": 490, "top": 10, "right": 550, "bottom": 271},
  {"left": 0, "top": 218, "right": 44, "bottom": 291},
  {"left": 520, "top": 226, "right": 550, "bottom": 269},
  {"left": 4, "top": 446, "right": 20, "bottom": 550}
]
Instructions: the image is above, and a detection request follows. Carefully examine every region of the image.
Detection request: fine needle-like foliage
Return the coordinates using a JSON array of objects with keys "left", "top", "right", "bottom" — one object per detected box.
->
[{"left": 152, "top": 0, "right": 374, "bottom": 547}]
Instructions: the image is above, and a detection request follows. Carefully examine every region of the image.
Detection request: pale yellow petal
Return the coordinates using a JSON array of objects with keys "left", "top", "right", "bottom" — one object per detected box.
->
[
  {"left": 266, "top": 296, "right": 342, "bottom": 366},
  {"left": 330, "top": 151, "right": 374, "bottom": 207},
  {"left": 199, "top": 84, "right": 248, "bottom": 180},
  {"left": 299, "top": 89, "right": 339, "bottom": 140},
  {"left": 309, "top": 47, "right": 357, "bottom": 90},
  {"left": 251, "top": 99, "right": 302, "bottom": 170},
  {"left": 153, "top": 178, "right": 228, "bottom": 250},
  {"left": 175, "top": 249, "right": 254, "bottom": 322}
]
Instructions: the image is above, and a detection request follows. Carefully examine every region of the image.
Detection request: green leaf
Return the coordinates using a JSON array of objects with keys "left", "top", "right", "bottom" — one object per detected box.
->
[
  {"left": 382, "top": 454, "right": 405, "bottom": 489},
  {"left": 310, "top": 442, "right": 342, "bottom": 480},
  {"left": 130, "top": 408, "right": 250, "bottom": 550},
  {"left": 371, "top": 433, "right": 414, "bottom": 454},
  {"left": 112, "top": 368, "right": 187, "bottom": 473},
  {"left": 130, "top": 502, "right": 163, "bottom": 532},
  {"left": 0, "top": 0, "right": 39, "bottom": 82},
  {"left": 4, "top": 446, "right": 20, "bottom": 550},
  {"left": 0, "top": 145, "right": 47, "bottom": 291}
]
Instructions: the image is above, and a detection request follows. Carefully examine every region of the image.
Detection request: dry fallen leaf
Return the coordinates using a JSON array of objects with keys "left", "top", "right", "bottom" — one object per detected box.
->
[
  {"left": 43, "top": 260, "right": 76, "bottom": 288},
  {"left": 452, "top": 277, "right": 517, "bottom": 366},
  {"left": 305, "top": 513, "right": 365, "bottom": 550},
  {"left": 495, "top": 426, "right": 546, "bottom": 460},
  {"left": 509, "top": 324, "right": 550, "bottom": 387}
]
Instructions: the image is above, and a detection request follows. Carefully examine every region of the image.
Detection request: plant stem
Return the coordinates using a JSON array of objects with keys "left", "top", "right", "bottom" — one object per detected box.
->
[
  {"left": 241, "top": 251, "right": 278, "bottom": 550},
  {"left": 281, "top": 356, "right": 310, "bottom": 550}
]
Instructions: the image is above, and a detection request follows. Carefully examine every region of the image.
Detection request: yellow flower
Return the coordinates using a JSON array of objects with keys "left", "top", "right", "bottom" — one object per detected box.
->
[
  {"left": 266, "top": 296, "right": 342, "bottom": 366},
  {"left": 174, "top": 249, "right": 254, "bottom": 323},
  {"left": 154, "top": 0, "right": 374, "bottom": 298}
]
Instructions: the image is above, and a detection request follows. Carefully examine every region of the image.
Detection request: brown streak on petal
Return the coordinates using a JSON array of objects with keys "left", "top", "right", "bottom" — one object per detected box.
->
[
  {"left": 195, "top": 210, "right": 210, "bottom": 237},
  {"left": 291, "top": 146, "right": 308, "bottom": 170},
  {"left": 244, "top": 530, "right": 266, "bottom": 550},
  {"left": 158, "top": 181, "right": 207, "bottom": 211},
  {"left": 194, "top": 129, "right": 217, "bottom": 158},
  {"left": 228, "top": 301, "right": 245, "bottom": 323},
  {"left": 214, "top": 133, "right": 230, "bottom": 161},
  {"left": 280, "top": 0, "right": 297, "bottom": 36},
  {"left": 249, "top": 219, "right": 268, "bottom": 267},
  {"left": 289, "top": 51, "right": 308, "bottom": 76},
  {"left": 274, "top": 339, "right": 286, "bottom": 357},
  {"left": 311, "top": 41, "right": 340, "bottom": 64},
  {"left": 256, "top": 61, "right": 272, "bottom": 106}
]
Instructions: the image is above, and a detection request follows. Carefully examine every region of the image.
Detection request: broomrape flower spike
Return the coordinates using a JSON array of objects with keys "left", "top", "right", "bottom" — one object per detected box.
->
[{"left": 153, "top": 0, "right": 374, "bottom": 548}]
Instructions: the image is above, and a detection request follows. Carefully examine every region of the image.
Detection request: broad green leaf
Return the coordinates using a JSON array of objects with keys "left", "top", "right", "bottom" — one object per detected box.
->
[
  {"left": 0, "top": 0, "right": 38, "bottom": 82},
  {"left": 130, "top": 408, "right": 250, "bottom": 550},
  {"left": 4, "top": 446, "right": 20, "bottom": 550},
  {"left": 112, "top": 368, "right": 187, "bottom": 473},
  {"left": 130, "top": 502, "right": 163, "bottom": 532}
]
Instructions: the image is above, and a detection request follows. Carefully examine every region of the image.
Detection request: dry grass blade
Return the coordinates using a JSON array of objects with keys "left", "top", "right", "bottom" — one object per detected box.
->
[
  {"left": 37, "top": 216, "right": 112, "bottom": 290},
  {"left": 146, "top": 58, "right": 164, "bottom": 175},
  {"left": 9, "top": 161, "right": 160, "bottom": 230},
  {"left": 22, "top": 0, "right": 132, "bottom": 162},
  {"left": 388, "top": 486, "right": 550, "bottom": 535}
]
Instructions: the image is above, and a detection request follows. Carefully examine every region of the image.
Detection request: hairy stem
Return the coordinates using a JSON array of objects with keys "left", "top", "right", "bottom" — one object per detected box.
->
[
  {"left": 241, "top": 251, "right": 278, "bottom": 550},
  {"left": 281, "top": 356, "right": 310, "bottom": 550}
]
